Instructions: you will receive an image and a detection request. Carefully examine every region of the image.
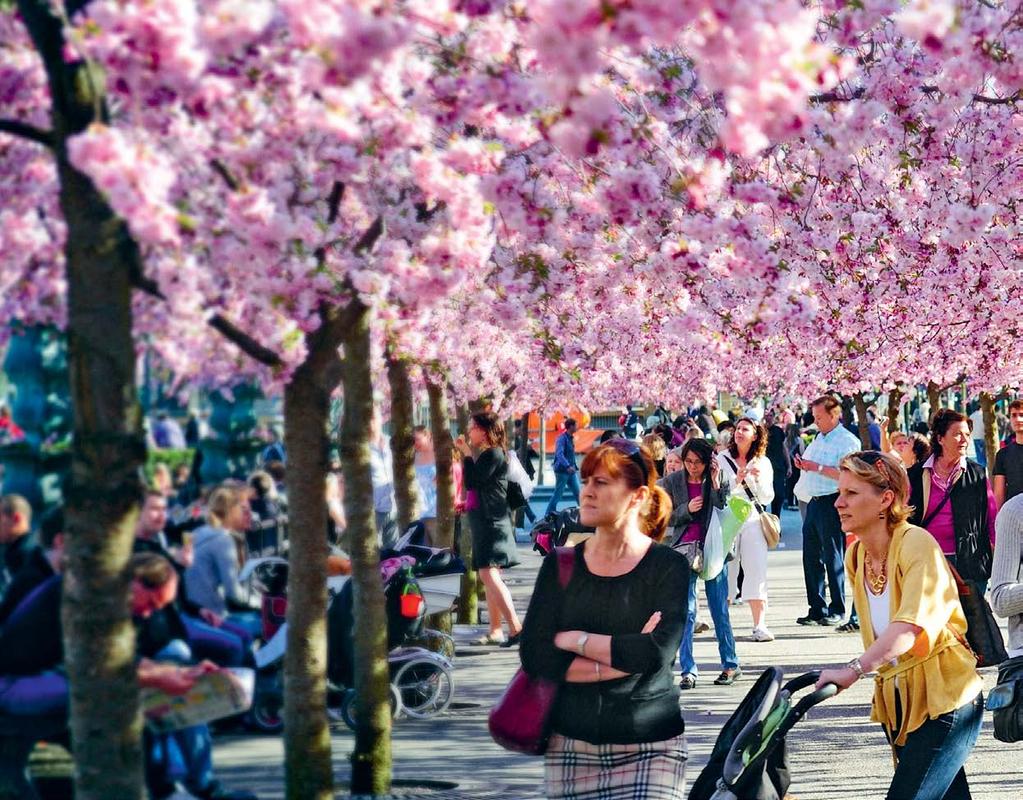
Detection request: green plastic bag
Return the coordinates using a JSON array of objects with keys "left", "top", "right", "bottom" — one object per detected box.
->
[{"left": 720, "top": 495, "right": 753, "bottom": 553}]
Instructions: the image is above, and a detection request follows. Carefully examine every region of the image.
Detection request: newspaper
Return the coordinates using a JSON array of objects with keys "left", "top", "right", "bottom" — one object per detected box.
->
[{"left": 142, "top": 667, "right": 255, "bottom": 733}]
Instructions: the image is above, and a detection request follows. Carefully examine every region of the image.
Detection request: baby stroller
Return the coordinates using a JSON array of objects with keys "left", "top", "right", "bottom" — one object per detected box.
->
[
  {"left": 688, "top": 669, "right": 838, "bottom": 800},
  {"left": 529, "top": 508, "right": 595, "bottom": 556},
  {"left": 240, "top": 524, "right": 464, "bottom": 732},
  {"left": 327, "top": 558, "right": 455, "bottom": 728}
]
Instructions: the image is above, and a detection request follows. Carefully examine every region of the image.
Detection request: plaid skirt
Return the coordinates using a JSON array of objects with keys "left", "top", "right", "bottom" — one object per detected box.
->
[{"left": 544, "top": 732, "right": 687, "bottom": 800}]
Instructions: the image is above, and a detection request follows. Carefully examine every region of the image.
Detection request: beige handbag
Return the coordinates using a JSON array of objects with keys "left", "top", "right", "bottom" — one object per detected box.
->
[{"left": 758, "top": 511, "right": 781, "bottom": 549}]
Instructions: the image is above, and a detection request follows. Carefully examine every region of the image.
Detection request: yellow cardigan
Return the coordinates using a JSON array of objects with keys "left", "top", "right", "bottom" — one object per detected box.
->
[{"left": 848, "top": 523, "right": 982, "bottom": 745}]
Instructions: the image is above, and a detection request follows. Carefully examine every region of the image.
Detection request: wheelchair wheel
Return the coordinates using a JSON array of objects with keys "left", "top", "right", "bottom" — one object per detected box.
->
[
  {"left": 339, "top": 684, "right": 402, "bottom": 731},
  {"left": 392, "top": 656, "right": 454, "bottom": 719}
]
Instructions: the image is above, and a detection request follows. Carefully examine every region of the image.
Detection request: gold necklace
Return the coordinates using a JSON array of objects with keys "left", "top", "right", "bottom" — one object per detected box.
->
[{"left": 864, "top": 552, "right": 888, "bottom": 595}]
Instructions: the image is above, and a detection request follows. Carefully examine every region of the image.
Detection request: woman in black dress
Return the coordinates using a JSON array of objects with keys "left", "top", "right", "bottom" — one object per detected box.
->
[
  {"left": 455, "top": 412, "right": 521, "bottom": 646},
  {"left": 520, "top": 440, "right": 689, "bottom": 799}
]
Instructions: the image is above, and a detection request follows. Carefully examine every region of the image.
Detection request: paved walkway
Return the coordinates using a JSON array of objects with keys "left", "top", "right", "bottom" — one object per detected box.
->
[{"left": 212, "top": 506, "right": 1023, "bottom": 798}]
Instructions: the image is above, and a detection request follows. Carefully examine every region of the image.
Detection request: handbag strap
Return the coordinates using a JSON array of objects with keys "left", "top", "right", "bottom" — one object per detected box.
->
[
  {"left": 920, "top": 482, "right": 954, "bottom": 529},
  {"left": 554, "top": 546, "right": 575, "bottom": 590},
  {"left": 722, "top": 455, "right": 766, "bottom": 514}
]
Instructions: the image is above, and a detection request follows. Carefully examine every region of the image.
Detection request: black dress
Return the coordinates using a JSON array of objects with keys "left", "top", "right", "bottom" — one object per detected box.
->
[{"left": 463, "top": 448, "right": 519, "bottom": 570}]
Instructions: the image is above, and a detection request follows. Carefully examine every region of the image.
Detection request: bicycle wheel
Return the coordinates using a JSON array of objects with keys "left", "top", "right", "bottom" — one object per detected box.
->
[
  {"left": 392, "top": 656, "right": 454, "bottom": 719},
  {"left": 339, "top": 684, "right": 401, "bottom": 731}
]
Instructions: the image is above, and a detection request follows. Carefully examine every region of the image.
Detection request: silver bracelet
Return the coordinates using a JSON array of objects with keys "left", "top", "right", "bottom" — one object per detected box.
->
[{"left": 847, "top": 657, "right": 865, "bottom": 678}]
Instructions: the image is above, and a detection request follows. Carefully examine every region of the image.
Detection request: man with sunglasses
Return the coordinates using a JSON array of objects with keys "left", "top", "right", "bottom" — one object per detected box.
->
[{"left": 792, "top": 395, "right": 862, "bottom": 628}]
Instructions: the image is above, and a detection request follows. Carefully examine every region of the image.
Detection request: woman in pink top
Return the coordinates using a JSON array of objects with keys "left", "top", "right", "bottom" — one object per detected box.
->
[{"left": 906, "top": 409, "right": 997, "bottom": 584}]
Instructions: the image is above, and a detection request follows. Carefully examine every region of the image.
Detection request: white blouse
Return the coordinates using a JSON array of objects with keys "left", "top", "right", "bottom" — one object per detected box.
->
[{"left": 716, "top": 452, "right": 775, "bottom": 508}]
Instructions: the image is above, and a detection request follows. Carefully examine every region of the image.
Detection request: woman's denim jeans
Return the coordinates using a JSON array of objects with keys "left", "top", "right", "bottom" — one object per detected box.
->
[
  {"left": 887, "top": 692, "right": 984, "bottom": 800},
  {"left": 679, "top": 567, "right": 738, "bottom": 677}
]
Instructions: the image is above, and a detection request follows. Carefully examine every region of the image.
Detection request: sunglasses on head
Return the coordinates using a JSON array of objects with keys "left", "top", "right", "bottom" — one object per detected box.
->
[
  {"left": 850, "top": 450, "right": 892, "bottom": 487},
  {"left": 602, "top": 438, "right": 650, "bottom": 484}
]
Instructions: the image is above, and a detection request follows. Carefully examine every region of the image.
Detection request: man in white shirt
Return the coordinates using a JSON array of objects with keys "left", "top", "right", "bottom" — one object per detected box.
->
[
  {"left": 969, "top": 404, "right": 987, "bottom": 468},
  {"left": 369, "top": 411, "right": 397, "bottom": 548},
  {"left": 793, "top": 396, "right": 862, "bottom": 628}
]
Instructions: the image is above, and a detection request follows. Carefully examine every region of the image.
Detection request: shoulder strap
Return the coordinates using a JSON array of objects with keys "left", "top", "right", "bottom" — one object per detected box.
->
[
  {"left": 554, "top": 546, "right": 576, "bottom": 590},
  {"left": 722, "top": 455, "right": 763, "bottom": 512},
  {"left": 920, "top": 482, "right": 954, "bottom": 529}
]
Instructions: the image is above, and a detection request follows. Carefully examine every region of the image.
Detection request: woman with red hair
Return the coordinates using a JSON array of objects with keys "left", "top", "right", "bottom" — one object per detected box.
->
[{"left": 520, "top": 440, "right": 690, "bottom": 799}]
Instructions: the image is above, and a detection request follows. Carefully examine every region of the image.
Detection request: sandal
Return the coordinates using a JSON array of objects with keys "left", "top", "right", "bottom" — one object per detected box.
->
[
  {"left": 679, "top": 674, "right": 697, "bottom": 690},
  {"left": 499, "top": 632, "right": 522, "bottom": 648},
  {"left": 473, "top": 632, "right": 506, "bottom": 645}
]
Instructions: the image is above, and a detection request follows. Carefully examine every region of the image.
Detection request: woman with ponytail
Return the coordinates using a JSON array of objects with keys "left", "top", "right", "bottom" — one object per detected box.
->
[{"left": 520, "top": 440, "right": 691, "bottom": 800}]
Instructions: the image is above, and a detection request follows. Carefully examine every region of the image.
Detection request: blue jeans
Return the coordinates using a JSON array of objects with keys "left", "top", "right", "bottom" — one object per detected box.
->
[
  {"left": 802, "top": 494, "right": 846, "bottom": 618},
  {"left": 887, "top": 692, "right": 983, "bottom": 800},
  {"left": 544, "top": 471, "right": 580, "bottom": 516},
  {"left": 183, "top": 614, "right": 253, "bottom": 667},
  {"left": 145, "top": 724, "right": 214, "bottom": 798},
  {"left": 679, "top": 567, "right": 738, "bottom": 677},
  {"left": 0, "top": 672, "right": 68, "bottom": 717}
]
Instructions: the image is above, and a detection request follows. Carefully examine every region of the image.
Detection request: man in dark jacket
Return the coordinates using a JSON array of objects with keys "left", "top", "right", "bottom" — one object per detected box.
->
[
  {"left": 0, "top": 494, "right": 35, "bottom": 595},
  {"left": 0, "top": 505, "right": 63, "bottom": 626}
]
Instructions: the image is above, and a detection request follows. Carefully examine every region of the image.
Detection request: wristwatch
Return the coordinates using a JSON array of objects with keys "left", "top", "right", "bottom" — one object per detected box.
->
[{"left": 576, "top": 633, "right": 590, "bottom": 656}]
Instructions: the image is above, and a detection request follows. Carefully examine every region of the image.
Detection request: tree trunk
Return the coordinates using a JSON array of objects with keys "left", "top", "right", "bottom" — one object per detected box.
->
[
  {"left": 425, "top": 381, "right": 455, "bottom": 640},
  {"left": 981, "top": 392, "right": 998, "bottom": 479},
  {"left": 283, "top": 358, "right": 335, "bottom": 800},
  {"left": 61, "top": 160, "right": 147, "bottom": 800},
  {"left": 341, "top": 302, "right": 392, "bottom": 795},
  {"left": 387, "top": 353, "right": 419, "bottom": 533},
  {"left": 927, "top": 381, "right": 942, "bottom": 422},
  {"left": 454, "top": 404, "right": 477, "bottom": 625},
  {"left": 853, "top": 393, "right": 872, "bottom": 449},
  {"left": 428, "top": 381, "right": 455, "bottom": 551},
  {"left": 886, "top": 386, "right": 904, "bottom": 436},
  {"left": 18, "top": 0, "right": 149, "bottom": 793}
]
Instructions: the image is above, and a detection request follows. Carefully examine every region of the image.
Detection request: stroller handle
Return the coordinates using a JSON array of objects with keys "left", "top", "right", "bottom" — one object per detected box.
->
[{"left": 783, "top": 670, "right": 839, "bottom": 712}]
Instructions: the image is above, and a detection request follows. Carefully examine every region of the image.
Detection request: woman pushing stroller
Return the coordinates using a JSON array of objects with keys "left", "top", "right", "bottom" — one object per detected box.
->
[{"left": 817, "top": 451, "right": 983, "bottom": 800}]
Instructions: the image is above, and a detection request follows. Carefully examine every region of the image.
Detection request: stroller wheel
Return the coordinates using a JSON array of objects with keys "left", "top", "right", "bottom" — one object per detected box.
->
[
  {"left": 339, "top": 684, "right": 402, "bottom": 731},
  {"left": 392, "top": 656, "right": 454, "bottom": 719},
  {"left": 248, "top": 691, "right": 284, "bottom": 734}
]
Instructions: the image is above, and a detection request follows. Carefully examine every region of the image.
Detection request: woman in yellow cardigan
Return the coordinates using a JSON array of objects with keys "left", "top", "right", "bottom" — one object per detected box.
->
[{"left": 816, "top": 451, "right": 983, "bottom": 800}]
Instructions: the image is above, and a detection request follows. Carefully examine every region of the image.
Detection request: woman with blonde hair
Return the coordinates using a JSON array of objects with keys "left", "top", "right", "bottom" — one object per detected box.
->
[
  {"left": 520, "top": 440, "right": 690, "bottom": 799},
  {"left": 184, "top": 482, "right": 260, "bottom": 636},
  {"left": 817, "top": 451, "right": 983, "bottom": 800}
]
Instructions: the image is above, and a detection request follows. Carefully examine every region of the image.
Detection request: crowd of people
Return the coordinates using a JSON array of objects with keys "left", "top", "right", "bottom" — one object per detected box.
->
[
  {"left": 517, "top": 395, "right": 1023, "bottom": 800},
  {"left": 2, "top": 392, "right": 1023, "bottom": 799}
]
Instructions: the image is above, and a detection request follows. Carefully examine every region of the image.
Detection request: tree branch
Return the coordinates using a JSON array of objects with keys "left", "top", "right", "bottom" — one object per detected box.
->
[
  {"left": 327, "top": 181, "right": 345, "bottom": 224},
  {"left": 810, "top": 87, "right": 866, "bottom": 104},
  {"left": 353, "top": 215, "right": 385, "bottom": 256},
  {"left": 210, "top": 159, "right": 240, "bottom": 191},
  {"left": 815, "top": 85, "right": 1021, "bottom": 106},
  {"left": 208, "top": 314, "right": 283, "bottom": 368},
  {"left": 0, "top": 118, "right": 54, "bottom": 148}
]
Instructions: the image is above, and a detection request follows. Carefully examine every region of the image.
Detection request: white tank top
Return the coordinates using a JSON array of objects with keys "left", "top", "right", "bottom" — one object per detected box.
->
[{"left": 866, "top": 580, "right": 891, "bottom": 638}]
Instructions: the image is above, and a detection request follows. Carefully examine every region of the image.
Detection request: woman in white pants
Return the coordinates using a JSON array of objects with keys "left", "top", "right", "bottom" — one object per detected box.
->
[{"left": 717, "top": 418, "right": 775, "bottom": 641}]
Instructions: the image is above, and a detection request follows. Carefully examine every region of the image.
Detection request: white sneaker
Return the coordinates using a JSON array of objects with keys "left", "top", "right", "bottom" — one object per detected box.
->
[{"left": 751, "top": 627, "right": 775, "bottom": 642}]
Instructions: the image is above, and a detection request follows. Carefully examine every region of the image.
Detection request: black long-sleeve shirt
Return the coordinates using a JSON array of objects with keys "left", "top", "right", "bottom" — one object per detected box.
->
[{"left": 520, "top": 542, "right": 689, "bottom": 744}]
